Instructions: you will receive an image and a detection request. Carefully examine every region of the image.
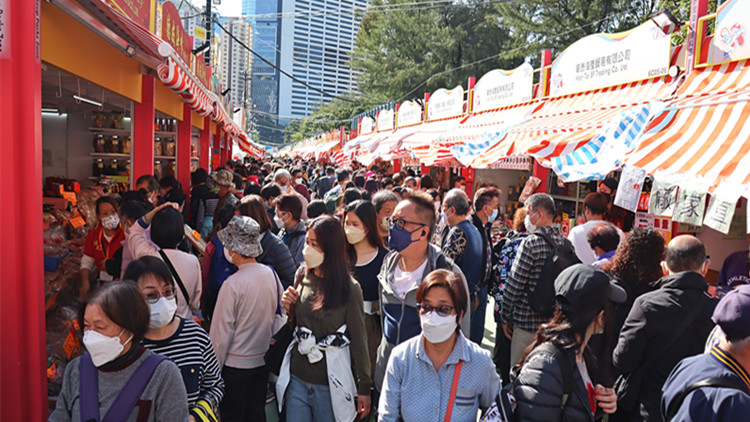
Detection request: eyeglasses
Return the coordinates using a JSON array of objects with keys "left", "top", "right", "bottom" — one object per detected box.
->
[
  {"left": 388, "top": 217, "right": 427, "bottom": 231},
  {"left": 143, "top": 288, "right": 176, "bottom": 305},
  {"left": 416, "top": 303, "right": 455, "bottom": 317}
]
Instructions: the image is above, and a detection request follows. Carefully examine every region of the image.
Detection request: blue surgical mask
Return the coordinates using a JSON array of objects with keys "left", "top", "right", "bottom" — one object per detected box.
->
[
  {"left": 388, "top": 225, "right": 423, "bottom": 252},
  {"left": 488, "top": 209, "right": 498, "bottom": 223}
]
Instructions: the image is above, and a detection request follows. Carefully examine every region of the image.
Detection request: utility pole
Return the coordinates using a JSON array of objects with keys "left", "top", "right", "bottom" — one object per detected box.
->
[{"left": 205, "top": 0, "right": 212, "bottom": 66}]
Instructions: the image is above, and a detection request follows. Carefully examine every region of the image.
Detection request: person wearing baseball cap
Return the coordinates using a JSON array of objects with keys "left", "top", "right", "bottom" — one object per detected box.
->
[
  {"left": 662, "top": 285, "right": 750, "bottom": 421},
  {"left": 209, "top": 215, "right": 279, "bottom": 421},
  {"left": 511, "top": 264, "right": 625, "bottom": 421}
]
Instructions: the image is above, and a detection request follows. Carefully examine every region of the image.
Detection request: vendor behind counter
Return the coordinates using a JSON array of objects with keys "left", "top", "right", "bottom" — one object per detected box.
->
[{"left": 79, "top": 196, "right": 124, "bottom": 298}]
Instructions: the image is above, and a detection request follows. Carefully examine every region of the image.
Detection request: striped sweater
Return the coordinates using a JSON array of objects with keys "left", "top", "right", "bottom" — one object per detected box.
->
[{"left": 143, "top": 318, "right": 224, "bottom": 412}]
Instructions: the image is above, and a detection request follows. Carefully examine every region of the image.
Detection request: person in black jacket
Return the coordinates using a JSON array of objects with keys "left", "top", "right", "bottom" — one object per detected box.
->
[
  {"left": 512, "top": 264, "right": 625, "bottom": 422},
  {"left": 612, "top": 235, "right": 718, "bottom": 422},
  {"left": 236, "top": 195, "right": 296, "bottom": 288}
]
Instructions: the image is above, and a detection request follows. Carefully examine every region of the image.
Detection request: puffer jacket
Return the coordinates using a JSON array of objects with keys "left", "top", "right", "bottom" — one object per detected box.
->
[
  {"left": 512, "top": 342, "right": 597, "bottom": 422},
  {"left": 257, "top": 230, "right": 296, "bottom": 288}
]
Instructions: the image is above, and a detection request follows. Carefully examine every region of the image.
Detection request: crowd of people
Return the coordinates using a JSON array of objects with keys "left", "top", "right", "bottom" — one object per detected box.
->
[{"left": 50, "top": 157, "right": 750, "bottom": 422}]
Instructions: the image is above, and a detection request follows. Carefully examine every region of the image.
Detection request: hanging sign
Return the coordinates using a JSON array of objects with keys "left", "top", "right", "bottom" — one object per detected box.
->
[
  {"left": 377, "top": 109, "right": 394, "bottom": 132},
  {"left": 648, "top": 174, "right": 680, "bottom": 217},
  {"left": 614, "top": 165, "right": 647, "bottom": 212},
  {"left": 360, "top": 116, "right": 375, "bottom": 135},
  {"left": 473, "top": 63, "right": 534, "bottom": 112},
  {"left": 398, "top": 100, "right": 422, "bottom": 128},
  {"left": 703, "top": 185, "right": 741, "bottom": 234},
  {"left": 673, "top": 180, "right": 708, "bottom": 226},
  {"left": 109, "top": 0, "right": 154, "bottom": 32},
  {"left": 161, "top": 2, "right": 191, "bottom": 65},
  {"left": 194, "top": 53, "right": 212, "bottom": 90},
  {"left": 194, "top": 26, "right": 206, "bottom": 49},
  {"left": 713, "top": 0, "right": 750, "bottom": 63},
  {"left": 549, "top": 20, "right": 671, "bottom": 97},
  {"left": 427, "top": 86, "right": 464, "bottom": 121}
]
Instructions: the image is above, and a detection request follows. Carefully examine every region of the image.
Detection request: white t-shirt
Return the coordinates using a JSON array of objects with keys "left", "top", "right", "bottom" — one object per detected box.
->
[
  {"left": 568, "top": 219, "right": 623, "bottom": 265},
  {"left": 392, "top": 257, "right": 428, "bottom": 300}
]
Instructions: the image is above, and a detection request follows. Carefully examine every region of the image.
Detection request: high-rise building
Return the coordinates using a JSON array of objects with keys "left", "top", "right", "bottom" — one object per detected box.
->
[
  {"left": 218, "top": 17, "right": 254, "bottom": 110},
  {"left": 242, "top": 0, "right": 257, "bottom": 17},
  {"left": 249, "top": 0, "right": 283, "bottom": 144},
  {"left": 277, "top": 0, "right": 367, "bottom": 121}
]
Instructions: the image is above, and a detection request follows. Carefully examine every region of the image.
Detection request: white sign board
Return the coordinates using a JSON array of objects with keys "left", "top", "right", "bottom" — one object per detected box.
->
[
  {"left": 703, "top": 186, "right": 740, "bottom": 234},
  {"left": 614, "top": 165, "right": 647, "bottom": 212},
  {"left": 673, "top": 183, "right": 708, "bottom": 226},
  {"left": 713, "top": 0, "right": 750, "bottom": 63},
  {"left": 427, "top": 86, "right": 464, "bottom": 121},
  {"left": 648, "top": 174, "right": 680, "bottom": 217},
  {"left": 377, "top": 109, "right": 394, "bottom": 132},
  {"left": 549, "top": 20, "right": 671, "bottom": 97},
  {"left": 360, "top": 116, "right": 375, "bottom": 135},
  {"left": 473, "top": 63, "right": 534, "bottom": 112},
  {"left": 398, "top": 100, "right": 422, "bottom": 128}
]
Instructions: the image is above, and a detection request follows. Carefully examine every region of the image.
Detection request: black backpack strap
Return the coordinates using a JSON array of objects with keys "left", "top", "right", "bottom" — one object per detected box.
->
[
  {"left": 157, "top": 249, "right": 190, "bottom": 306},
  {"left": 102, "top": 354, "right": 168, "bottom": 422},
  {"left": 534, "top": 230, "right": 556, "bottom": 249},
  {"left": 666, "top": 376, "right": 749, "bottom": 420}
]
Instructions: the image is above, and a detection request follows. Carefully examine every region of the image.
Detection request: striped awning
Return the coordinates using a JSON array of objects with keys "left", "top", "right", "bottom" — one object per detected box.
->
[
  {"left": 405, "top": 117, "right": 464, "bottom": 165},
  {"left": 472, "top": 77, "right": 678, "bottom": 169},
  {"left": 371, "top": 124, "right": 424, "bottom": 158},
  {"left": 157, "top": 59, "right": 214, "bottom": 117},
  {"left": 624, "top": 60, "right": 750, "bottom": 191}
]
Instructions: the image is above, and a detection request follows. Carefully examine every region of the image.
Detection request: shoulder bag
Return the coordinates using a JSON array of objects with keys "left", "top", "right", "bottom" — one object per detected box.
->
[{"left": 265, "top": 267, "right": 305, "bottom": 376}]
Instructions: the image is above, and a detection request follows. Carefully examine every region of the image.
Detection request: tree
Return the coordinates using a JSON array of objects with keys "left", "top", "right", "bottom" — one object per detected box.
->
[
  {"left": 282, "top": 94, "right": 372, "bottom": 145},
  {"left": 351, "top": 0, "right": 519, "bottom": 102}
]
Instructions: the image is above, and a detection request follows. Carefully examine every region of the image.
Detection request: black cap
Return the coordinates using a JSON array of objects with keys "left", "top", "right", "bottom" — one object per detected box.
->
[{"left": 555, "top": 264, "right": 627, "bottom": 321}]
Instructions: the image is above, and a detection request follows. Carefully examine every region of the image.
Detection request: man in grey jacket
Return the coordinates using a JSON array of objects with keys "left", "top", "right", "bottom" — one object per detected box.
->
[{"left": 374, "top": 191, "right": 471, "bottom": 391}]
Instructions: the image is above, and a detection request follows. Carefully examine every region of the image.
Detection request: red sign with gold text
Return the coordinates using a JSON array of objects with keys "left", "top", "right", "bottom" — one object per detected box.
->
[
  {"left": 194, "top": 54, "right": 212, "bottom": 90},
  {"left": 108, "top": 0, "right": 153, "bottom": 30},
  {"left": 161, "top": 2, "right": 191, "bottom": 65}
]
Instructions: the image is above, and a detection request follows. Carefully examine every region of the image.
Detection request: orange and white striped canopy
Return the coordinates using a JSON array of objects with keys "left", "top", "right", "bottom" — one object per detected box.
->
[
  {"left": 624, "top": 60, "right": 750, "bottom": 191},
  {"left": 471, "top": 77, "right": 677, "bottom": 168}
]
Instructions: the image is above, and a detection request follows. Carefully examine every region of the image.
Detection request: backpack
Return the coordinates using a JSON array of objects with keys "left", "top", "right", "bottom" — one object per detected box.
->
[{"left": 528, "top": 231, "right": 580, "bottom": 317}]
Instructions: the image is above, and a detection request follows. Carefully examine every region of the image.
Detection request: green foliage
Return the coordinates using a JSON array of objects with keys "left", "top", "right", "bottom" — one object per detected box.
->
[{"left": 282, "top": 94, "right": 371, "bottom": 144}]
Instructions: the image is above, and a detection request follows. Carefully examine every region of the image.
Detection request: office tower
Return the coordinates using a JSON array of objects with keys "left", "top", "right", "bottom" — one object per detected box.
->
[{"left": 218, "top": 17, "right": 254, "bottom": 110}]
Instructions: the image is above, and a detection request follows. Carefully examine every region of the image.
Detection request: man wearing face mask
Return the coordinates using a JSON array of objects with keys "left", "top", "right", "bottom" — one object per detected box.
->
[
  {"left": 373, "top": 190, "right": 399, "bottom": 244},
  {"left": 291, "top": 167, "right": 312, "bottom": 201},
  {"left": 274, "top": 168, "right": 308, "bottom": 220},
  {"left": 275, "top": 194, "right": 306, "bottom": 267},
  {"left": 469, "top": 187, "right": 502, "bottom": 344},
  {"left": 135, "top": 174, "right": 164, "bottom": 206},
  {"left": 210, "top": 216, "right": 278, "bottom": 422},
  {"left": 501, "top": 193, "right": 568, "bottom": 367},
  {"left": 568, "top": 192, "right": 623, "bottom": 265},
  {"left": 374, "top": 191, "right": 472, "bottom": 392},
  {"left": 441, "top": 189, "right": 484, "bottom": 344}
]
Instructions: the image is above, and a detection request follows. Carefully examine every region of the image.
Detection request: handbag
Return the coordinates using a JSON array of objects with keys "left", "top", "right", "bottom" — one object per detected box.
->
[
  {"left": 614, "top": 294, "right": 714, "bottom": 414},
  {"left": 264, "top": 267, "right": 304, "bottom": 375},
  {"left": 444, "top": 360, "right": 464, "bottom": 422}
]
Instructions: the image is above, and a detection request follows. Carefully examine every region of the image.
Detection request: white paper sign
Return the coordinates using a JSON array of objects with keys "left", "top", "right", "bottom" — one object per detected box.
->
[
  {"left": 712, "top": 0, "right": 750, "bottom": 63},
  {"left": 360, "top": 116, "right": 375, "bottom": 135},
  {"left": 636, "top": 211, "right": 655, "bottom": 228},
  {"left": 427, "top": 86, "right": 464, "bottom": 121},
  {"left": 473, "top": 63, "right": 533, "bottom": 112},
  {"left": 673, "top": 182, "right": 708, "bottom": 226},
  {"left": 703, "top": 186, "right": 741, "bottom": 234},
  {"left": 398, "top": 100, "right": 422, "bottom": 127},
  {"left": 549, "top": 20, "right": 671, "bottom": 97},
  {"left": 377, "top": 109, "right": 394, "bottom": 132},
  {"left": 614, "top": 166, "right": 647, "bottom": 212},
  {"left": 648, "top": 174, "right": 680, "bottom": 217}
]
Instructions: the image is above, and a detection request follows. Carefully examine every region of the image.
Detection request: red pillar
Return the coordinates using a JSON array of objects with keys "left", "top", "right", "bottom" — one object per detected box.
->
[
  {"left": 177, "top": 104, "right": 192, "bottom": 199},
  {"left": 133, "top": 75, "right": 156, "bottom": 186},
  {"left": 0, "top": 0, "right": 48, "bottom": 419},
  {"left": 226, "top": 137, "right": 234, "bottom": 161},
  {"left": 532, "top": 160, "right": 549, "bottom": 194},
  {"left": 200, "top": 116, "right": 210, "bottom": 170},
  {"left": 687, "top": 0, "right": 709, "bottom": 73},
  {"left": 212, "top": 125, "right": 221, "bottom": 171}
]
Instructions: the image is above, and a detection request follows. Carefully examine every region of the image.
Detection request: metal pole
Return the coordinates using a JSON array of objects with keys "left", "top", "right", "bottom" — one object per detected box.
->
[{"left": 205, "top": 0, "right": 212, "bottom": 66}]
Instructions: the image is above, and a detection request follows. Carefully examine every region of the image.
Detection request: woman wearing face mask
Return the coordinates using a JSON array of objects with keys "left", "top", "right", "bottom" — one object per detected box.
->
[
  {"left": 124, "top": 257, "right": 224, "bottom": 422},
  {"left": 80, "top": 196, "right": 126, "bottom": 299},
  {"left": 279, "top": 216, "right": 372, "bottom": 422},
  {"left": 511, "top": 264, "right": 625, "bottom": 422},
  {"left": 344, "top": 200, "right": 389, "bottom": 379},
  {"left": 49, "top": 281, "right": 188, "bottom": 421},
  {"left": 379, "top": 269, "right": 500, "bottom": 421}
]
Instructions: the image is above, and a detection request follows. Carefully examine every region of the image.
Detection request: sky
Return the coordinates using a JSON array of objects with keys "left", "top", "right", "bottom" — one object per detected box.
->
[{"left": 204, "top": 0, "right": 242, "bottom": 17}]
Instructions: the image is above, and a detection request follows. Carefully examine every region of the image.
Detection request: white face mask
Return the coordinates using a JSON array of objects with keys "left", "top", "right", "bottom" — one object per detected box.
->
[
  {"left": 345, "top": 226, "right": 366, "bottom": 245},
  {"left": 524, "top": 212, "right": 538, "bottom": 233},
  {"left": 223, "top": 247, "right": 234, "bottom": 264},
  {"left": 420, "top": 311, "right": 457, "bottom": 344},
  {"left": 295, "top": 178, "right": 304, "bottom": 185},
  {"left": 148, "top": 296, "right": 177, "bottom": 329},
  {"left": 303, "top": 244, "right": 325, "bottom": 269},
  {"left": 279, "top": 185, "right": 289, "bottom": 193},
  {"left": 83, "top": 329, "right": 132, "bottom": 367},
  {"left": 274, "top": 214, "right": 285, "bottom": 229}
]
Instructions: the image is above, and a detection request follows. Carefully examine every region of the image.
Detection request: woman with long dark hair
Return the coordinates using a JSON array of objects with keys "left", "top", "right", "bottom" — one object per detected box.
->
[
  {"left": 512, "top": 264, "right": 625, "bottom": 422},
  {"left": 279, "top": 216, "right": 371, "bottom": 422},
  {"left": 343, "top": 200, "right": 388, "bottom": 379}
]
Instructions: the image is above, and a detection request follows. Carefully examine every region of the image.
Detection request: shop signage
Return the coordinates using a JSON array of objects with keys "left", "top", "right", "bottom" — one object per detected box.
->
[
  {"left": 193, "top": 53, "right": 212, "bottom": 90},
  {"left": 0, "top": 0, "right": 9, "bottom": 60},
  {"left": 637, "top": 193, "right": 650, "bottom": 211},
  {"left": 109, "top": 0, "right": 154, "bottom": 31},
  {"left": 194, "top": 26, "right": 206, "bottom": 49},
  {"left": 703, "top": 185, "right": 741, "bottom": 234},
  {"left": 473, "top": 63, "right": 533, "bottom": 112},
  {"left": 648, "top": 174, "right": 680, "bottom": 217},
  {"left": 377, "top": 109, "right": 394, "bottom": 132},
  {"left": 490, "top": 156, "right": 532, "bottom": 170},
  {"left": 398, "top": 100, "right": 422, "bottom": 128},
  {"left": 712, "top": 0, "right": 750, "bottom": 63},
  {"left": 614, "top": 165, "right": 647, "bottom": 212},
  {"left": 161, "top": 2, "right": 191, "bottom": 65},
  {"left": 360, "top": 116, "right": 375, "bottom": 135},
  {"left": 673, "top": 182, "right": 708, "bottom": 226},
  {"left": 549, "top": 20, "right": 671, "bottom": 97},
  {"left": 636, "top": 212, "right": 673, "bottom": 242},
  {"left": 427, "top": 86, "right": 464, "bottom": 121}
]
